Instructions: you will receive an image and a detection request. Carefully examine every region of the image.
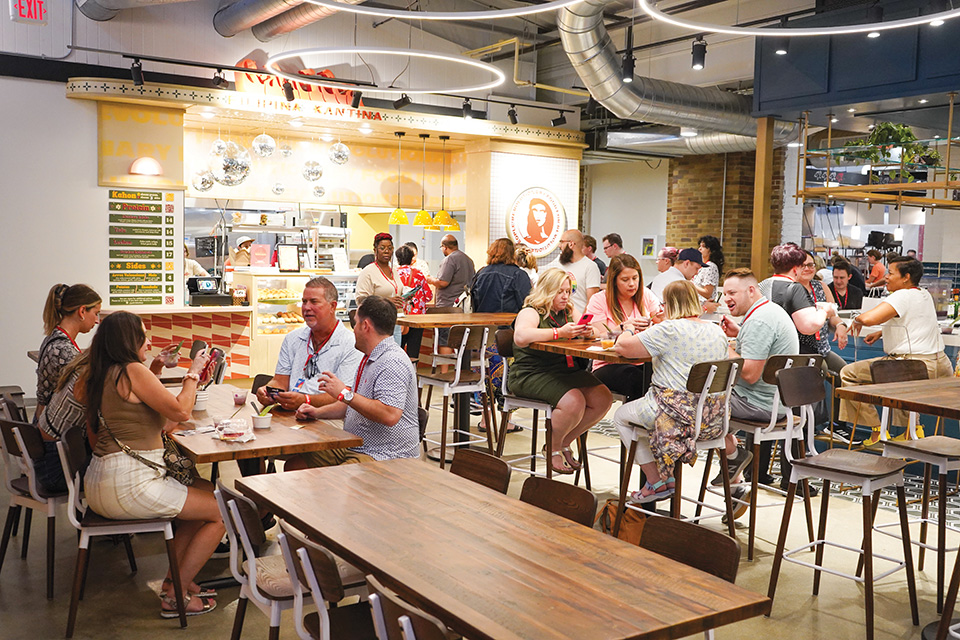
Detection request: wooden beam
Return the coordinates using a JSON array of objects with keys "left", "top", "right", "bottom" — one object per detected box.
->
[{"left": 751, "top": 117, "right": 775, "bottom": 278}]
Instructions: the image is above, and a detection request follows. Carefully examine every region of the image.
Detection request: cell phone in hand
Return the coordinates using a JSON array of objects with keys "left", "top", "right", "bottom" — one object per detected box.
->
[
  {"left": 402, "top": 283, "right": 422, "bottom": 300},
  {"left": 199, "top": 347, "right": 224, "bottom": 383},
  {"left": 264, "top": 386, "right": 284, "bottom": 400},
  {"left": 576, "top": 313, "right": 594, "bottom": 326}
]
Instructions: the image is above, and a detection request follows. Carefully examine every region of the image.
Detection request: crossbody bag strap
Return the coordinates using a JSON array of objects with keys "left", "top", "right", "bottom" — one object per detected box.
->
[{"left": 97, "top": 412, "right": 168, "bottom": 476}]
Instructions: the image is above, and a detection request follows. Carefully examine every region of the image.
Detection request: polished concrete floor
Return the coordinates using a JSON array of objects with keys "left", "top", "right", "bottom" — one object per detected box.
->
[{"left": 0, "top": 393, "right": 951, "bottom": 639}]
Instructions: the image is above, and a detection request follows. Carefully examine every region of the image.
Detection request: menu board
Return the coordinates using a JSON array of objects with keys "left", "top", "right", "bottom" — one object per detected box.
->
[{"left": 107, "top": 189, "right": 181, "bottom": 306}]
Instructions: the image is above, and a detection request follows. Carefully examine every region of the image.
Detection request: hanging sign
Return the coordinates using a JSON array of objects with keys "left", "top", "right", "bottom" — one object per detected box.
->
[{"left": 506, "top": 187, "right": 567, "bottom": 258}]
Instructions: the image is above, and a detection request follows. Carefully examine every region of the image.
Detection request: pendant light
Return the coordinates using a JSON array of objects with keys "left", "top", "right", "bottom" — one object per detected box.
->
[
  {"left": 413, "top": 134, "right": 433, "bottom": 225},
  {"left": 893, "top": 205, "right": 904, "bottom": 240},
  {"left": 388, "top": 131, "right": 409, "bottom": 225},
  {"left": 851, "top": 203, "right": 861, "bottom": 239},
  {"left": 434, "top": 135, "right": 455, "bottom": 226}
]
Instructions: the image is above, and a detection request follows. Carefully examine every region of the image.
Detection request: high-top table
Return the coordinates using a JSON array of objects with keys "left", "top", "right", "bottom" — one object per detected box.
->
[
  {"left": 530, "top": 337, "right": 652, "bottom": 365},
  {"left": 237, "top": 458, "right": 771, "bottom": 640}
]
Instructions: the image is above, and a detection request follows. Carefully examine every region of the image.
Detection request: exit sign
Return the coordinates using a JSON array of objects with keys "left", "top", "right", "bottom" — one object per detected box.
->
[{"left": 10, "top": 0, "right": 46, "bottom": 24}]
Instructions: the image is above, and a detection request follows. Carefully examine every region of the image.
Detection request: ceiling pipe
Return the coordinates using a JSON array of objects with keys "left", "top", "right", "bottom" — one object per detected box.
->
[
  {"left": 250, "top": 0, "right": 366, "bottom": 41},
  {"left": 213, "top": 0, "right": 305, "bottom": 37},
  {"left": 558, "top": 0, "right": 798, "bottom": 154},
  {"left": 77, "top": 0, "right": 196, "bottom": 22}
]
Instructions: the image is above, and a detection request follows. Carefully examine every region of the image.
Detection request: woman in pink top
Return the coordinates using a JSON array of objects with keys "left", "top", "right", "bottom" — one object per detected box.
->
[{"left": 585, "top": 254, "right": 663, "bottom": 401}]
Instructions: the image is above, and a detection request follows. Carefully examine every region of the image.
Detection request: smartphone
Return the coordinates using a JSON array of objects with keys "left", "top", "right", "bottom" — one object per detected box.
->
[
  {"left": 401, "top": 283, "right": 422, "bottom": 300},
  {"left": 576, "top": 313, "right": 594, "bottom": 326},
  {"left": 264, "top": 386, "right": 284, "bottom": 400},
  {"left": 200, "top": 347, "right": 224, "bottom": 382}
]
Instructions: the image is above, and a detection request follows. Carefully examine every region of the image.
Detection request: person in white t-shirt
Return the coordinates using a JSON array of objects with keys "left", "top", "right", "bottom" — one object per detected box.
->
[
  {"left": 545, "top": 229, "right": 601, "bottom": 313},
  {"left": 841, "top": 257, "right": 952, "bottom": 445},
  {"left": 649, "top": 248, "right": 702, "bottom": 301}
]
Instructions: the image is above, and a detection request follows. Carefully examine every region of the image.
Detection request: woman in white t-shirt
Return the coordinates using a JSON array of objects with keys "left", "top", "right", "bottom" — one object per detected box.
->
[
  {"left": 844, "top": 258, "right": 952, "bottom": 445},
  {"left": 692, "top": 235, "right": 724, "bottom": 304}
]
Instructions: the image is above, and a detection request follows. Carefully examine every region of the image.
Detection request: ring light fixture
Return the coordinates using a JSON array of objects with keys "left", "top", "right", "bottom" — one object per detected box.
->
[
  {"left": 265, "top": 47, "right": 505, "bottom": 95},
  {"left": 637, "top": 0, "right": 960, "bottom": 37},
  {"left": 302, "top": 0, "right": 584, "bottom": 20}
]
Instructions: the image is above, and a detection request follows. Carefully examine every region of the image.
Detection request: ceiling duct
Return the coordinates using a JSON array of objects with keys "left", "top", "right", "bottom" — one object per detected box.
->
[
  {"left": 213, "top": 0, "right": 365, "bottom": 40},
  {"left": 77, "top": 0, "right": 197, "bottom": 22},
  {"left": 559, "top": 0, "right": 797, "bottom": 154},
  {"left": 251, "top": 0, "right": 365, "bottom": 41}
]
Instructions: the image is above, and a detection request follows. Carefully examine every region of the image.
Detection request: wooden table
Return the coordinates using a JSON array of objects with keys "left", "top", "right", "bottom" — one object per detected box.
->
[
  {"left": 835, "top": 378, "right": 960, "bottom": 420},
  {"left": 237, "top": 458, "right": 770, "bottom": 640},
  {"left": 27, "top": 350, "right": 39, "bottom": 363},
  {"left": 171, "top": 384, "right": 362, "bottom": 463},
  {"left": 396, "top": 312, "right": 517, "bottom": 329},
  {"left": 530, "top": 338, "right": 651, "bottom": 365}
]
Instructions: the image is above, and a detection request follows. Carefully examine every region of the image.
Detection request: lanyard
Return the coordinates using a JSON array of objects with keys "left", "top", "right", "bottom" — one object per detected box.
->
[
  {"left": 743, "top": 299, "right": 769, "bottom": 324},
  {"left": 376, "top": 262, "right": 400, "bottom": 295},
  {"left": 301, "top": 328, "right": 335, "bottom": 378},
  {"left": 615, "top": 297, "right": 641, "bottom": 322},
  {"left": 834, "top": 286, "right": 848, "bottom": 309},
  {"left": 55, "top": 326, "right": 80, "bottom": 351},
  {"left": 353, "top": 354, "right": 370, "bottom": 391}
]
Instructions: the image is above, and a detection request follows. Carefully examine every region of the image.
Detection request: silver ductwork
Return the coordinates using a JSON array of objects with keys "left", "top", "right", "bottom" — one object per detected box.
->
[
  {"left": 77, "top": 0, "right": 196, "bottom": 21},
  {"left": 213, "top": 0, "right": 304, "bottom": 37},
  {"left": 250, "top": 0, "right": 365, "bottom": 41},
  {"left": 559, "top": 0, "right": 797, "bottom": 154}
]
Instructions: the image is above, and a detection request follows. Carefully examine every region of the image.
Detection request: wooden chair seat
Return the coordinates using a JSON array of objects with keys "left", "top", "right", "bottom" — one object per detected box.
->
[
  {"left": 80, "top": 510, "right": 172, "bottom": 528},
  {"left": 251, "top": 553, "right": 295, "bottom": 601},
  {"left": 304, "top": 601, "right": 377, "bottom": 639},
  {"left": 9, "top": 476, "right": 65, "bottom": 500},
  {"left": 730, "top": 416, "right": 788, "bottom": 429},
  {"left": 418, "top": 370, "right": 482, "bottom": 385},
  {"left": 791, "top": 448, "right": 910, "bottom": 479},
  {"left": 882, "top": 435, "right": 960, "bottom": 459}
]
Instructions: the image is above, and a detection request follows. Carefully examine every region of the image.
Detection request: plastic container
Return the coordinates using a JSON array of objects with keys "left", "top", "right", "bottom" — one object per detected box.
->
[{"left": 252, "top": 414, "right": 273, "bottom": 430}]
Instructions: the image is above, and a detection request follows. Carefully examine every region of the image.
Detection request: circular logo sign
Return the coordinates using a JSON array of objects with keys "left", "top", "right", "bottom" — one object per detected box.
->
[{"left": 506, "top": 187, "right": 567, "bottom": 258}]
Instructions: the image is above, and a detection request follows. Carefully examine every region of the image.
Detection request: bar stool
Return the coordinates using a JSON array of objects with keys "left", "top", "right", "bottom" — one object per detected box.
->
[{"left": 767, "top": 366, "right": 919, "bottom": 640}]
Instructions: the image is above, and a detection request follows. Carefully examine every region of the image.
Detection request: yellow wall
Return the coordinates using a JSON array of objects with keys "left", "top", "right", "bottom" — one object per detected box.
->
[{"left": 349, "top": 209, "right": 391, "bottom": 254}]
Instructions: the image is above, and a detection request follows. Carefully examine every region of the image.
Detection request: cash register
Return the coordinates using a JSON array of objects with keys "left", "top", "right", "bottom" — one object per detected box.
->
[{"left": 187, "top": 276, "right": 233, "bottom": 306}]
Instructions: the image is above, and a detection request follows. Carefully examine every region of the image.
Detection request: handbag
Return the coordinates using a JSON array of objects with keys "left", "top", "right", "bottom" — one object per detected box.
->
[
  {"left": 98, "top": 413, "right": 194, "bottom": 486},
  {"left": 595, "top": 498, "right": 646, "bottom": 545}
]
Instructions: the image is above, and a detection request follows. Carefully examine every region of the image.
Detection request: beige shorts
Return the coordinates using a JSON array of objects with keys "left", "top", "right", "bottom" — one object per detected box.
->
[
  {"left": 297, "top": 448, "right": 375, "bottom": 468},
  {"left": 84, "top": 450, "right": 188, "bottom": 520}
]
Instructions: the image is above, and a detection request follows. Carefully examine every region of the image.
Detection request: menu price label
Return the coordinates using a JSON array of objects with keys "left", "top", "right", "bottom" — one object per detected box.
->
[
  {"left": 110, "top": 284, "right": 163, "bottom": 294},
  {"left": 110, "top": 249, "right": 163, "bottom": 260},
  {"left": 109, "top": 295, "right": 163, "bottom": 306},
  {"left": 108, "top": 189, "right": 178, "bottom": 307}
]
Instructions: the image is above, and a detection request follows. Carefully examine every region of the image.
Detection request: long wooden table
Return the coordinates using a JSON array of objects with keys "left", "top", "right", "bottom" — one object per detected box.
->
[
  {"left": 835, "top": 378, "right": 960, "bottom": 421},
  {"left": 395, "top": 311, "right": 516, "bottom": 329},
  {"left": 237, "top": 458, "right": 770, "bottom": 640},
  {"left": 171, "top": 384, "right": 361, "bottom": 463},
  {"left": 530, "top": 337, "right": 652, "bottom": 365}
]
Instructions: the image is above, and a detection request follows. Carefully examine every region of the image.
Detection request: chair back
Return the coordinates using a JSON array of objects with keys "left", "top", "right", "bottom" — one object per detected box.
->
[
  {"left": 9, "top": 420, "right": 50, "bottom": 502},
  {"left": 0, "top": 386, "right": 28, "bottom": 422},
  {"left": 496, "top": 328, "right": 515, "bottom": 397},
  {"left": 57, "top": 427, "right": 90, "bottom": 530},
  {"left": 215, "top": 480, "right": 267, "bottom": 598},
  {"left": 449, "top": 449, "right": 512, "bottom": 494},
  {"left": 869, "top": 359, "right": 929, "bottom": 385},
  {"left": 367, "top": 574, "right": 449, "bottom": 640},
  {"left": 519, "top": 476, "right": 598, "bottom": 527},
  {"left": 639, "top": 515, "right": 740, "bottom": 584},
  {"left": 0, "top": 418, "right": 28, "bottom": 496},
  {"left": 761, "top": 354, "right": 823, "bottom": 385},
  {"left": 251, "top": 374, "right": 273, "bottom": 397},
  {"left": 775, "top": 366, "right": 825, "bottom": 460},
  {"left": 418, "top": 407, "right": 429, "bottom": 441},
  {"left": 278, "top": 519, "right": 345, "bottom": 603},
  {"left": 445, "top": 325, "right": 489, "bottom": 387},
  {"left": 685, "top": 359, "right": 742, "bottom": 440}
]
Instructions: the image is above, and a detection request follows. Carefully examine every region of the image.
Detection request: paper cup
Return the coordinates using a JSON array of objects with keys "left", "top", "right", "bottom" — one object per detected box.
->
[
  {"left": 193, "top": 390, "right": 209, "bottom": 412},
  {"left": 252, "top": 414, "right": 272, "bottom": 430},
  {"left": 233, "top": 391, "right": 247, "bottom": 405}
]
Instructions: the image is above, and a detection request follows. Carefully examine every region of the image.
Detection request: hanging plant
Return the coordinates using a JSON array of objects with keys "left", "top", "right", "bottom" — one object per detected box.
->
[{"left": 841, "top": 122, "right": 942, "bottom": 182}]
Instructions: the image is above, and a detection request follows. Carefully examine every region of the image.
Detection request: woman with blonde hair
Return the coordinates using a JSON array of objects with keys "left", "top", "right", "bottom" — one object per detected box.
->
[
  {"left": 515, "top": 244, "right": 538, "bottom": 285},
  {"left": 612, "top": 280, "right": 728, "bottom": 503},
  {"left": 509, "top": 268, "right": 613, "bottom": 474}
]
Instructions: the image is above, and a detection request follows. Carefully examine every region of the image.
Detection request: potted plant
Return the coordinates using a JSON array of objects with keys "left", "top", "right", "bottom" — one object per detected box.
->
[{"left": 841, "top": 122, "right": 942, "bottom": 183}]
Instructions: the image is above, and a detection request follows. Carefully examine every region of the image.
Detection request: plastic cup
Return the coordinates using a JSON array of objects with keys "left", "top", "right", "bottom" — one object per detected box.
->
[
  {"left": 193, "top": 390, "right": 208, "bottom": 412},
  {"left": 233, "top": 391, "right": 247, "bottom": 405},
  {"left": 252, "top": 414, "right": 273, "bottom": 430},
  {"left": 600, "top": 338, "right": 615, "bottom": 350}
]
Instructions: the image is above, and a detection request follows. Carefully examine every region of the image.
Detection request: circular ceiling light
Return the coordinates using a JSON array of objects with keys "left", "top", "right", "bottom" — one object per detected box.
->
[
  {"left": 637, "top": 0, "right": 960, "bottom": 37},
  {"left": 265, "top": 47, "right": 505, "bottom": 95},
  {"left": 302, "top": 0, "right": 584, "bottom": 20}
]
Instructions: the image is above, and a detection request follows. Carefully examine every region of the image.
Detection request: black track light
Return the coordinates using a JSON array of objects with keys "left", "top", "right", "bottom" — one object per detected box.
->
[
  {"left": 393, "top": 93, "right": 411, "bottom": 110},
  {"left": 462, "top": 98, "right": 472, "bottom": 119},
  {"left": 585, "top": 96, "right": 598, "bottom": 119},
  {"left": 130, "top": 58, "right": 144, "bottom": 86},
  {"left": 866, "top": 5, "right": 883, "bottom": 37},
  {"left": 771, "top": 36, "right": 789, "bottom": 56},
  {"left": 508, "top": 105, "right": 518, "bottom": 125},
  {"left": 212, "top": 69, "right": 227, "bottom": 88},
  {"left": 282, "top": 80, "right": 295, "bottom": 101},
  {"left": 622, "top": 24, "right": 635, "bottom": 83},
  {"left": 551, "top": 111, "right": 566, "bottom": 127},
  {"left": 691, "top": 37, "right": 707, "bottom": 70},
  {"left": 351, "top": 90, "right": 362, "bottom": 108}
]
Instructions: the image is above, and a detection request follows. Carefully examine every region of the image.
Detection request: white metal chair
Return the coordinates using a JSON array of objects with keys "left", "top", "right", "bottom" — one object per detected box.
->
[
  {"left": 767, "top": 366, "right": 919, "bottom": 640},
  {"left": 419, "top": 325, "right": 494, "bottom": 469},
  {"left": 367, "top": 574, "right": 453, "bottom": 640},
  {"left": 276, "top": 519, "right": 372, "bottom": 640},
  {"left": 57, "top": 427, "right": 187, "bottom": 636}
]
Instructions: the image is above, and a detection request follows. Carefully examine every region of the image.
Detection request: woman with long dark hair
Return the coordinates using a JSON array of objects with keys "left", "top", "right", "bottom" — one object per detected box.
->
[
  {"left": 83, "top": 311, "right": 223, "bottom": 618},
  {"left": 693, "top": 235, "right": 724, "bottom": 303}
]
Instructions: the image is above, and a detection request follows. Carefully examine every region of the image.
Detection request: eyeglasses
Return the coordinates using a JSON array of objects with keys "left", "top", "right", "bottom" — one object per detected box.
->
[{"left": 801, "top": 263, "right": 816, "bottom": 269}]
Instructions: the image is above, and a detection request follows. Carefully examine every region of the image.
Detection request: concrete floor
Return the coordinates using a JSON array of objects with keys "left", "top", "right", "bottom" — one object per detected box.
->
[{"left": 0, "top": 393, "right": 951, "bottom": 639}]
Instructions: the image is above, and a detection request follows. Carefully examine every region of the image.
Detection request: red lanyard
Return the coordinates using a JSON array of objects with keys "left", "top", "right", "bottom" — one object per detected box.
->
[
  {"left": 772, "top": 274, "right": 794, "bottom": 282},
  {"left": 835, "top": 287, "right": 848, "bottom": 309},
  {"left": 303, "top": 328, "right": 335, "bottom": 375},
  {"left": 615, "top": 298, "right": 641, "bottom": 323},
  {"left": 376, "top": 263, "right": 400, "bottom": 295},
  {"left": 743, "top": 299, "right": 769, "bottom": 324},
  {"left": 353, "top": 354, "right": 370, "bottom": 390},
  {"left": 55, "top": 326, "right": 80, "bottom": 351}
]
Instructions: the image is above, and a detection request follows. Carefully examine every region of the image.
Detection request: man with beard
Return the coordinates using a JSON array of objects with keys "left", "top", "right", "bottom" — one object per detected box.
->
[{"left": 545, "top": 229, "right": 601, "bottom": 314}]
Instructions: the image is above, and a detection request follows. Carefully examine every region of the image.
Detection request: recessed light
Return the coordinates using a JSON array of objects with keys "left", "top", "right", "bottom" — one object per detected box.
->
[
  {"left": 920, "top": 99, "right": 929, "bottom": 104},
  {"left": 321, "top": 134, "right": 335, "bottom": 142},
  {"left": 200, "top": 111, "right": 215, "bottom": 119},
  {"left": 831, "top": 117, "right": 839, "bottom": 123},
  {"left": 289, "top": 119, "right": 303, "bottom": 128},
  {"left": 867, "top": 31, "right": 881, "bottom": 38},
  {"left": 935, "top": 134, "right": 941, "bottom": 139},
  {"left": 359, "top": 125, "right": 372, "bottom": 135},
  {"left": 787, "top": 141, "right": 802, "bottom": 148},
  {"left": 847, "top": 108, "right": 856, "bottom": 113}
]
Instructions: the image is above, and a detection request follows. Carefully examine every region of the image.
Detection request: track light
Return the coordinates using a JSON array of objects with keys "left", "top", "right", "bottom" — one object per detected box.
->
[
  {"left": 772, "top": 37, "right": 789, "bottom": 56},
  {"left": 393, "top": 93, "right": 411, "bottom": 110},
  {"left": 691, "top": 37, "right": 707, "bottom": 70},
  {"left": 212, "top": 69, "right": 227, "bottom": 88},
  {"left": 130, "top": 58, "right": 144, "bottom": 86},
  {"left": 462, "top": 98, "right": 472, "bottom": 119},
  {"left": 622, "top": 23, "right": 635, "bottom": 83},
  {"left": 585, "top": 96, "right": 598, "bottom": 119},
  {"left": 551, "top": 111, "right": 566, "bottom": 127},
  {"left": 282, "top": 80, "right": 295, "bottom": 101},
  {"left": 866, "top": 5, "right": 883, "bottom": 37},
  {"left": 351, "top": 90, "right": 362, "bottom": 108},
  {"left": 508, "top": 105, "right": 518, "bottom": 125}
]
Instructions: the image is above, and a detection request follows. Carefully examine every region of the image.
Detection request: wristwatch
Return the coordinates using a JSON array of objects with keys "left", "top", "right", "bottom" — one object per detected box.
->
[{"left": 338, "top": 388, "right": 354, "bottom": 404}]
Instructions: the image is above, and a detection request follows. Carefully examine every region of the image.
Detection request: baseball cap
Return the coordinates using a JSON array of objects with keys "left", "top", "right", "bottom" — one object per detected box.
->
[
  {"left": 236, "top": 235, "right": 254, "bottom": 248},
  {"left": 678, "top": 248, "right": 705, "bottom": 265}
]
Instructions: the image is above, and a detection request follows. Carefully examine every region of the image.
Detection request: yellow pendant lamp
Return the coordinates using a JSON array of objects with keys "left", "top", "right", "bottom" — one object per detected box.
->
[
  {"left": 413, "top": 133, "right": 433, "bottom": 225},
  {"left": 434, "top": 134, "right": 454, "bottom": 226},
  {"left": 388, "top": 131, "right": 409, "bottom": 225}
]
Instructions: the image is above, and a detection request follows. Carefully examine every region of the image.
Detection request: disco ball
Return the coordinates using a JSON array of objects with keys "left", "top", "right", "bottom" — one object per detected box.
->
[
  {"left": 211, "top": 138, "right": 227, "bottom": 156},
  {"left": 313, "top": 185, "right": 326, "bottom": 198},
  {"left": 272, "top": 182, "right": 286, "bottom": 195},
  {"left": 252, "top": 133, "right": 277, "bottom": 158},
  {"left": 302, "top": 160, "right": 323, "bottom": 182},
  {"left": 210, "top": 143, "right": 251, "bottom": 186},
  {"left": 279, "top": 144, "right": 293, "bottom": 158},
  {"left": 328, "top": 142, "right": 350, "bottom": 165},
  {"left": 192, "top": 170, "right": 215, "bottom": 192}
]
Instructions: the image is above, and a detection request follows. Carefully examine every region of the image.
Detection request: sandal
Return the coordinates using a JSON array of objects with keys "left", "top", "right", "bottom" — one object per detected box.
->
[
  {"left": 478, "top": 422, "right": 523, "bottom": 434},
  {"left": 560, "top": 447, "right": 582, "bottom": 471},
  {"left": 629, "top": 480, "right": 675, "bottom": 504},
  {"left": 160, "top": 593, "right": 217, "bottom": 619},
  {"left": 542, "top": 445, "right": 574, "bottom": 475},
  {"left": 158, "top": 578, "right": 216, "bottom": 599}
]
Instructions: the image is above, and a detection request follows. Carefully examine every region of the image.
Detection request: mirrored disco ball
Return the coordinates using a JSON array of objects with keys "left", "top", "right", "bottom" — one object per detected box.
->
[
  {"left": 211, "top": 144, "right": 251, "bottom": 186},
  {"left": 211, "top": 138, "right": 227, "bottom": 156},
  {"left": 192, "top": 170, "right": 215, "bottom": 192},
  {"left": 328, "top": 142, "right": 350, "bottom": 165},
  {"left": 302, "top": 160, "right": 323, "bottom": 182},
  {"left": 272, "top": 182, "right": 286, "bottom": 195},
  {"left": 313, "top": 185, "right": 326, "bottom": 198},
  {"left": 280, "top": 144, "right": 293, "bottom": 158},
  {"left": 252, "top": 133, "right": 277, "bottom": 158}
]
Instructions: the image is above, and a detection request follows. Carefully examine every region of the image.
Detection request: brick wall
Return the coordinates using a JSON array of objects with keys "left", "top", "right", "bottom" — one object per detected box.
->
[{"left": 666, "top": 148, "right": 786, "bottom": 272}]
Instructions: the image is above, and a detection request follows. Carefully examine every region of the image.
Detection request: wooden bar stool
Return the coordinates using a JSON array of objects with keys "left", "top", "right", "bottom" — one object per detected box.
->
[{"left": 767, "top": 366, "right": 919, "bottom": 640}]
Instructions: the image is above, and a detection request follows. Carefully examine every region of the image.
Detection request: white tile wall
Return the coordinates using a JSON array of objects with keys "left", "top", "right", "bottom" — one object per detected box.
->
[{"left": 781, "top": 145, "right": 803, "bottom": 244}]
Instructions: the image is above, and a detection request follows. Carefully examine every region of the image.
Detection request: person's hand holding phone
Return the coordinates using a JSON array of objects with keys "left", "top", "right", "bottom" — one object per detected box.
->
[
  {"left": 187, "top": 348, "right": 211, "bottom": 380},
  {"left": 255, "top": 384, "right": 276, "bottom": 406},
  {"left": 720, "top": 316, "right": 740, "bottom": 338},
  {"left": 557, "top": 322, "right": 585, "bottom": 339}
]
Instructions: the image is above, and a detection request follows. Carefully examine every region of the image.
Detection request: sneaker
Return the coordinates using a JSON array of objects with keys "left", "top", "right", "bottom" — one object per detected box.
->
[
  {"left": 722, "top": 486, "right": 751, "bottom": 524},
  {"left": 830, "top": 426, "right": 861, "bottom": 446},
  {"left": 779, "top": 481, "right": 819, "bottom": 497},
  {"left": 711, "top": 447, "right": 754, "bottom": 486}
]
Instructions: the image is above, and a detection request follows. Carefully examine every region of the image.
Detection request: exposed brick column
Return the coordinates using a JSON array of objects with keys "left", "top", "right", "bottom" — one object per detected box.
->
[{"left": 666, "top": 148, "right": 785, "bottom": 271}]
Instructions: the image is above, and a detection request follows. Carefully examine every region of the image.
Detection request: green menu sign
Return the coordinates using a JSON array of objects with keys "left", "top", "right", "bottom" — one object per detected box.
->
[
  {"left": 109, "top": 213, "right": 162, "bottom": 225},
  {"left": 109, "top": 190, "right": 162, "bottom": 201},
  {"left": 110, "top": 249, "right": 163, "bottom": 260},
  {"left": 110, "top": 272, "right": 162, "bottom": 283},
  {"left": 110, "top": 237, "right": 162, "bottom": 248},
  {"left": 109, "top": 295, "right": 162, "bottom": 306}
]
